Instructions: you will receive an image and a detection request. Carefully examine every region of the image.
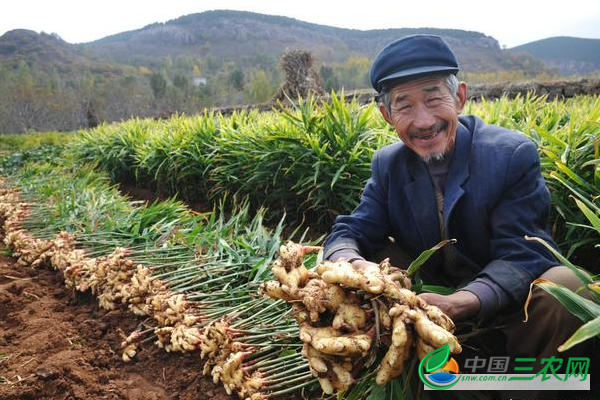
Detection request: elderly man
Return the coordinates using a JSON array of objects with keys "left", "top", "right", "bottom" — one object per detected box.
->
[{"left": 323, "top": 34, "right": 592, "bottom": 396}]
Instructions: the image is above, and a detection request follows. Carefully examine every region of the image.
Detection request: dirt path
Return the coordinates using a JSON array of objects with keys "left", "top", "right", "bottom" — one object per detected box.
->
[{"left": 0, "top": 249, "right": 235, "bottom": 400}]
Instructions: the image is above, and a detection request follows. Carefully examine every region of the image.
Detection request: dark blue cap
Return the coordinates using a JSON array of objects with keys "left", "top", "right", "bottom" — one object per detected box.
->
[{"left": 370, "top": 34, "right": 459, "bottom": 92}]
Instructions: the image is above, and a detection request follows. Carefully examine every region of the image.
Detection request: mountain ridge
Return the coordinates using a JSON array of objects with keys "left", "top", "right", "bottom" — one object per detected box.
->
[
  {"left": 84, "top": 10, "right": 507, "bottom": 71},
  {"left": 0, "top": 28, "right": 129, "bottom": 77},
  {"left": 3, "top": 10, "right": 587, "bottom": 79},
  {"left": 1, "top": 10, "right": 598, "bottom": 77},
  {"left": 511, "top": 36, "right": 600, "bottom": 75}
]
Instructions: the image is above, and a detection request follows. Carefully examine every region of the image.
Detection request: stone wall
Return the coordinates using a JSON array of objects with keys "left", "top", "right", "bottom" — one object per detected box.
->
[
  {"left": 467, "top": 78, "right": 600, "bottom": 100},
  {"left": 209, "top": 78, "right": 600, "bottom": 116}
]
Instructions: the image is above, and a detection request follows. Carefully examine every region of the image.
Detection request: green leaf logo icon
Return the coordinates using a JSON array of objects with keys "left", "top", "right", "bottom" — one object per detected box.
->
[
  {"left": 425, "top": 343, "right": 450, "bottom": 373},
  {"left": 419, "top": 344, "right": 459, "bottom": 389}
]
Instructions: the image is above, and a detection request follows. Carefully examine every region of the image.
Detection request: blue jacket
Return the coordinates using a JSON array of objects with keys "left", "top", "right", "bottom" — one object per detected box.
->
[{"left": 324, "top": 115, "right": 558, "bottom": 320}]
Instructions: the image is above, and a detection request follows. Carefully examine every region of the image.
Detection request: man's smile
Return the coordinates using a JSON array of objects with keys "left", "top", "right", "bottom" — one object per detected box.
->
[{"left": 409, "top": 121, "right": 448, "bottom": 143}]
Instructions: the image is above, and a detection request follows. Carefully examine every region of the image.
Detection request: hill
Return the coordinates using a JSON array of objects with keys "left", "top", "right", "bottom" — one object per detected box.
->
[
  {"left": 0, "top": 29, "right": 129, "bottom": 77},
  {"left": 0, "top": 30, "right": 148, "bottom": 134},
  {"left": 510, "top": 36, "right": 600, "bottom": 75},
  {"left": 85, "top": 9, "right": 544, "bottom": 74},
  {"left": 0, "top": 10, "right": 582, "bottom": 133}
]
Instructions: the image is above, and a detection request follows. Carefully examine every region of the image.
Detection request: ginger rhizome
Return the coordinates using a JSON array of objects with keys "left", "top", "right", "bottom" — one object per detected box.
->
[{"left": 261, "top": 242, "right": 462, "bottom": 393}]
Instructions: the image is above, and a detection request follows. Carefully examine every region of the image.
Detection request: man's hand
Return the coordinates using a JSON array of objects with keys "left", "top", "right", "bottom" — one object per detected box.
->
[
  {"left": 350, "top": 259, "right": 379, "bottom": 272},
  {"left": 417, "top": 291, "right": 480, "bottom": 322},
  {"left": 351, "top": 259, "right": 412, "bottom": 289}
]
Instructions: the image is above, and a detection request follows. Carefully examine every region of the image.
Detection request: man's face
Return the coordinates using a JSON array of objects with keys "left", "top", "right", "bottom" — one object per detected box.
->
[{"left": 380, "top": 75, "right": 467, "bottom": 162}]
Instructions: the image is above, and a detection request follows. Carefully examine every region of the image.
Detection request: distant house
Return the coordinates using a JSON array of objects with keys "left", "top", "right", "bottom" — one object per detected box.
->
[{"left": 192, "top": 77, "right": 207, "bottom": 86}]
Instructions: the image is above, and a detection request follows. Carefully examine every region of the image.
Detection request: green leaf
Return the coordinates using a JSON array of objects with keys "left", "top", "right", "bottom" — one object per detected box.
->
[
  {"left": 581, "top": 159, "right": 600, "bottom": 168},
  {"left": 554, "top": 162, "right": 596, "bottom": 193},
  {"left": 525, "top": 236, "right": 595, "bottom": 288},
  {"left": 407, "top": 239, "right": 456, "bottom": 277},
  {"left": 390, "top": 379, "right": 403, "bottom": 400},
  {"left": 573, "top": 197, "right": 600, "bottom": 234},
  {"left": 330, "top": 164, "right": 347, "bottom": 189},
  {"left": 533, "top": 279, "right": 600, "bottom": 322},
  {"left": 250, "top": 259, "right": 269, "bottom": 282},
  {"left": 278, "top": 349, "right": 297, "bottom": 357},
  {"left": 367, "top": 381, "right": 387, "bottom": 400},
  {"left": 425, "top": 343, "right": 450, "bottom": 373},
  {"left": 420, "top": 285, "right": 454, "bottom": 295},
  {"left": 315, "top": 247, "right": 324, "bottom": 265},
  {"left": 344, "top": 374, "right": 375, "bottom": 400},
  {"left": 533, "top": 125, "right": 567, "bottom": 147},
  {"left": 550, "top": 172, "right": 598, "bottom": 212},
  {"left": 559, "top": 315, "right": 600, "bottom": 351}
]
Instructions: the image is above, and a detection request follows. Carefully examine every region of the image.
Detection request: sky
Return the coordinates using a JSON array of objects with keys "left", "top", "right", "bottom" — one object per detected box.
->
[{"left": 1, "top": 0, "right": 599, "bottom": 48}]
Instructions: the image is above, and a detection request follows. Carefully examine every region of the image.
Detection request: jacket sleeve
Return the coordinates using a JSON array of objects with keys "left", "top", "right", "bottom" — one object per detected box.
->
[
  {"left": 323, "top": 151, "right": 391, "bottom": 261},
  {"left": 462, "top": 140, "right": 558, "bottom": 321}
]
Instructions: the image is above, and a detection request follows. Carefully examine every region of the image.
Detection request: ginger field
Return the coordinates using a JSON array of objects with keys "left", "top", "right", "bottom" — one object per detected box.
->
[{"left": 1, "top": 93, "right": 600, "bottom": 400}]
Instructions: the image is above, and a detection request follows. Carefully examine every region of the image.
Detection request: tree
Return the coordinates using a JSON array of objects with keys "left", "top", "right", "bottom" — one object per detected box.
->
[
  {"left": 173, "top": 74, "right": 189, "bottom": 90},
  {"left": 0, "top": 62, "right": 57, "bottom": 133},
  {"left": 319, "top": 65, "right": 340, "bottom": 92},
  {"left": 337, "top": 57, "right": 370, "bottom": 90},
  {"left": 150, "top": 72, "right": 167, "bottom": 99},
  {"left": 246, "top": 70, "right": 273, "bottom": 103},
  {"left": 192, "top": 65, "right": 202, "bottom": 77},
  {"left": 229, "top": 68, "right": 245, "bottom": 91}
]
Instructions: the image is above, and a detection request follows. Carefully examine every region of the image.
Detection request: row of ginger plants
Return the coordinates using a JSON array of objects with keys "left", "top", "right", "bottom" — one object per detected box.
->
[
  {"left": 0, "top": 164, "right": 312, "bottom": 400},
  {"left": 71, "top": 93, "right": 600, "bottom": 264},
  {"left": 0, "top": 162, "right": 468, "bottom": 400}
]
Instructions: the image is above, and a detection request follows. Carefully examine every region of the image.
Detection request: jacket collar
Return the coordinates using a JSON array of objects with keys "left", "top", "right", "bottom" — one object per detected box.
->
[
  {"left": 444, "top": 120, "right": 472, "bottom": 221},
  {"left": 404, "top": 120, "right": 472, "bottom": 248}
]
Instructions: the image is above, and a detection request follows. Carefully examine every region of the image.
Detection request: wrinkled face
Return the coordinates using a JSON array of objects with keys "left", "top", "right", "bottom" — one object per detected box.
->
[{"left": 380, "top": 75, "right": 467, "bottom": 162}]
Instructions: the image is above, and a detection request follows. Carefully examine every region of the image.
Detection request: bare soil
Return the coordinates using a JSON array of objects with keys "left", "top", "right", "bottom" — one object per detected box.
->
[{"left": 0, "top": 249, "right": 235, "bottom": 400}]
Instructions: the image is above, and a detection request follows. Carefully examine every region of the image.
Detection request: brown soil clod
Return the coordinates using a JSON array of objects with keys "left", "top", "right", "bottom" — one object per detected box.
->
[{"left": 0, "top": 251, "right": 235, "bottom": 400}]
